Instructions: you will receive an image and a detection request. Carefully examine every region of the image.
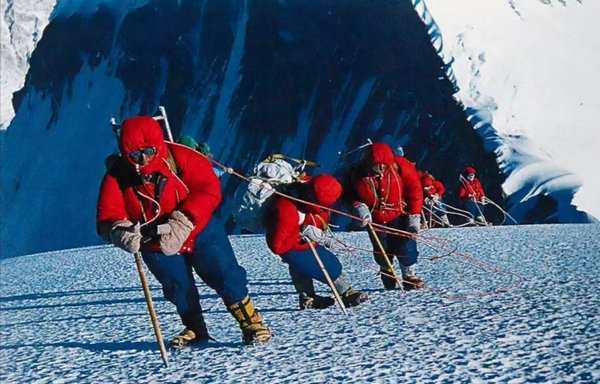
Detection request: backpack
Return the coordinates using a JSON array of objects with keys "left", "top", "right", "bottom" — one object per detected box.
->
[{"left": 234, "top": 155, "right": 315, "bottom": 233}]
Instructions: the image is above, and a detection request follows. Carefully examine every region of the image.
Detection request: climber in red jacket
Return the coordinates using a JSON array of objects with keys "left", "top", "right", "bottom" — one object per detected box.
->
[
  {"left": 96, "top": 115, "right": 271, "bottom": 347},
  {"left": 458, "top": 166, "right": 489, "bottom": 225},
  {"left": 264, "top": 174, "right": 368, "bottom": 309},
  {"left": 343, "top": 142, "right": 425, "bottom": 290},
  {"left": 420, "top": 170, "right": 451, "bottom": 228}
]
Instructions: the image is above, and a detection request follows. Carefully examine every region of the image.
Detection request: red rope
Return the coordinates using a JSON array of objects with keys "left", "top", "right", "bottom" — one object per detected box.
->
[{"left": 206, "top": 156, "right": 523, "bottom": 299}]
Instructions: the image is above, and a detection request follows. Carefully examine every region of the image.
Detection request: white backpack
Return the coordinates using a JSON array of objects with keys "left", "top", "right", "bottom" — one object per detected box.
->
[{"left": 234, "top": 157, "right": 307, "bottom": 233}]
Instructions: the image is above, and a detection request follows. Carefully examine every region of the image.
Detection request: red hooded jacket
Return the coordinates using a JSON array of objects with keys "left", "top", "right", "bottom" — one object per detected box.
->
[
  {"left": 347, "top": 142, "right": 423, "bottom": 224},
  {"left": 265, "top": 174, "right": 341, "bottom": 255},
  {"left": 420, "top": 171, "right": 445, "bottom": 198},
  {"left": 96, "top": 116, "right": 221, "bottom": 253},
  {"left": 458, "top": 166, "right": 485, "bottom": 201}
]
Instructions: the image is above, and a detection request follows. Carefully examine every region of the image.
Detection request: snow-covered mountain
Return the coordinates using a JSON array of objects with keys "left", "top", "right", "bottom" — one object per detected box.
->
[
  {"left": 0, "top": 0, "right": 54, "bottom": 130},
  {"left": 1, "top": 225, "right": 599, "bottom": 382},
  {"left": 1, "top": 0, "right": 596, "bottom": 258},
  {"left": 422, "top": 0, "right": 600, "bottom": 228}
]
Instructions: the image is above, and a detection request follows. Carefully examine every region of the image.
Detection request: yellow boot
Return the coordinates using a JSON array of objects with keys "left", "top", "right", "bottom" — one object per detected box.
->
[{"left": 227, "top": 295, "right": 272, "bottom": 345}]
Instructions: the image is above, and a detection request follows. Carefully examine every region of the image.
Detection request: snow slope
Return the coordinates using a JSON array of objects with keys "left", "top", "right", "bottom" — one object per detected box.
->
[
  {"left": 424, "top": 0, "right": 600, "bottom": 220},
  {"left": 1, "top": 225, "right": 599, "bottom": 383}
]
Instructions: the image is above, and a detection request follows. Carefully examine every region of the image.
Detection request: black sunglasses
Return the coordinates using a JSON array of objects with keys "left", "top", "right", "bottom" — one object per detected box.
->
[{"left": 129, "top": 146, "right": 157, "bottom": 160}]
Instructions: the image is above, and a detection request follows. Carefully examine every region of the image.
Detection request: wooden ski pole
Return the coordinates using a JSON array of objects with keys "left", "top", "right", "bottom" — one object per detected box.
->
[
  {"left": 306, "top": 242, "right": 348, "bottom": 315},
  {"left": 428, "top": 208, "right": 433, "bottom": 229},
  {"left": 154, "top": 106, "right": 174, "bottom": 142},
  {"left": 420, "top": 210, "right": 429, "bottom": 230},
  {"left": 367, "top": 223, "right": 403, "bottom": 291},
  {"left": 133, "top": 252, "right": 169, "bottom": 368}
]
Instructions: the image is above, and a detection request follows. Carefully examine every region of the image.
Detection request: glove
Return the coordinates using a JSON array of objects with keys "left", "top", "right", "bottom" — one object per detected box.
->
[
  {"left": 431, "top": 193, "right": 440, "bottom": 202},
  {"left": 300, "top": 225, "right": 335, "bottom": 248},
  {"left": 352, "top": 203, "right": 372, "bottom": 227},
  {"left": 479, "top": 196, "right": 487, "bottom": 205},
  {"left": 159, "top": 211, "right": 194, "bottom": 256},
  {"left": 109, "top": 220, "right": 142, "bottom": 253},
  {"left": 406, "top": 214, "right": 421, "bottom": 233},
  {"left": 424, "top": 197, "right": 433, "bottom": 206}
]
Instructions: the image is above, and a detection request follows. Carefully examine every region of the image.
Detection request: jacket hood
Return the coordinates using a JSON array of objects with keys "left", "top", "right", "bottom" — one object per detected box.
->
[
  {"left": 422, "top": 177, "right": 433, "bottom": 188},
  {"left": 365, "top": 142, "right": 395, "bottom": 167},
  {"left": 464, "top": 166, "right": 477, "bottom": 175},
  {"left": 119, "top": 116, "right": 167, "bottom": 172},
  {"left": 305, "top": 174, "right": 341, "bottom": 208}
]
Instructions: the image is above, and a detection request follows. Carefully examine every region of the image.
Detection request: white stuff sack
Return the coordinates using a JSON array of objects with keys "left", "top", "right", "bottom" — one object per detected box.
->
[{"left": 234, "top": 159, "right": 300, "bottom": 232}]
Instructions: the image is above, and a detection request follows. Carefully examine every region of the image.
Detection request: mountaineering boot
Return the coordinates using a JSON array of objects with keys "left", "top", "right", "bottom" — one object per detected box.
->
[
  {"left": 379, "top": 266, "right": 397, "bottom": 290},
  {"left": 333, "top": 274, "right": 368, "bottom": 307},
  {"left": 292, "top": 273, "right": 335, "bottom": 309},
  {"left": 340, "top": 289, "right": 369, "bottom": 307},
  {"left": 440, "top": 214, "right": 451, "bottom": 228},
  {"left": 475, "top": 216, "right": 489, "bottom": 226},
  {"left": 170, "top": 312, "right": 210, "bottom": 349},
  {"left": 400, "top": 264, "right": 425, "bottom": 290},
  {"left": 227, "top": 295, "right": 272, "bottom": 345},
  {"left": 299, "top": 293, "right": 336, "bottom": 310}
]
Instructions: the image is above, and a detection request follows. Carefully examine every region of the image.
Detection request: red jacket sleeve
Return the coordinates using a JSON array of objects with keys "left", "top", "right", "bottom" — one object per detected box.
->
[
  {"left": 474, "top": 179, "right": 485, "bottom": 199},
  {"left": 96, "top": 173, "right": 128, "bottom": 240},
  {"left": 458, "top": 183, "right": 468, "bottom": 200},
  {"left": 433, "top": 179, "right": 445, "bottom": 196},
  {"left": 170, "top": 144, "right": 221, "bottom": 231},
  {"left": 265, "top": 198, "right": 301, "bottom": 255},
  {"left": 394, "top": 156, "right": 423, "bottom": 214}
]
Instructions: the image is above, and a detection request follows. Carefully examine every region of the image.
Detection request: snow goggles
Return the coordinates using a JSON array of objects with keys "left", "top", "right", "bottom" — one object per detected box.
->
[{"left": 129, "top": 146, "right": 157, "bottom": 161}]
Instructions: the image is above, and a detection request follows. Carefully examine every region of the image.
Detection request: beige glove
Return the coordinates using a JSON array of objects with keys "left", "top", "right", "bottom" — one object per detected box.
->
[
  {"left": 159, "top": 211, "right": 194, "bottom": 256},
  {"left": 109, "top": 220, "right": 142, "bottom": 253},
  {"left": 353, "top": 203, "right": 372, "bottom": 227},
  {"left": 300, "top": 225, "right": 335, "bottom": 248},
  {"left": 406, "top": 214, "right": 421, "bottom": 233}
]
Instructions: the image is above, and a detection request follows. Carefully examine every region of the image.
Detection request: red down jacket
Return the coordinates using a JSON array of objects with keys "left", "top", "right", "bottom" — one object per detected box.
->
[
  {"left": 96, "top": 116, "right": 221, "bottom": 253},
  {"left": 458, "top": 166, "right": 485, "bottom": 201},
  {"left": 347, "top": 142, "right": 423, "bottom": 223},
  {"left": 420, "top": 171, "right": 445, "bottom": 198},
  {"left": 265, "top": 174, "right": 341, "bottom": 255}
]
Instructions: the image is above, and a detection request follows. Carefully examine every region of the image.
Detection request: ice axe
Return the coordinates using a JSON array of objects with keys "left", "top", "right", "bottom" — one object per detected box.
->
[
  {"left": 367, "top": 223, "right": 403, "bottom": 291},
  {"left": 306, "top": 242, "right": 348, "bottom": 315},
  {"left": 133, "top": 251, "right": 169, "bottom": 368}
]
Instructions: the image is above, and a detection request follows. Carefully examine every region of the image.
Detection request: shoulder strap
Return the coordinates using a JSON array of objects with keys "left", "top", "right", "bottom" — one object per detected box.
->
[{"left": 166, "top": 147, "right": 180, "bottom": 176}]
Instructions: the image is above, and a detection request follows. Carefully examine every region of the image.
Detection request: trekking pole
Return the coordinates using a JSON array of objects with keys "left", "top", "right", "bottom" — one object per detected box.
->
[
  {"left": 367, "top": 223, "right": 403, "bottom": 291},
  {"left": 155, "top": 106, "right": 174, "bottom": 142},
  {"left": 428, "top": 207, "right": 433, "bottom": 229},
  {"left": 420, "top": 210, "right": 429, "bottom": 230},
  {"left": 337, "top": 138, "right": 373, "bottom": 159},
  {"left": 306, "top": 242, "right": 348, "bottom": 315},
  {"left": 133, "top": 252, "right": 169, "bottom": 367}
]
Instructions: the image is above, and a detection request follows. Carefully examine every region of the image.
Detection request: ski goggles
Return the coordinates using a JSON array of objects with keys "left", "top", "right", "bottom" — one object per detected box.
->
[{"left": 129, "top": 146, "right": 157, "bottom": 161}]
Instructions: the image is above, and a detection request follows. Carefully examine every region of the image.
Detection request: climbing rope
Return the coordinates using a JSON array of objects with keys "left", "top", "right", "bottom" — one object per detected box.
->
[{"left": 206, "top": 155, "right": 522, "bottom": 299}]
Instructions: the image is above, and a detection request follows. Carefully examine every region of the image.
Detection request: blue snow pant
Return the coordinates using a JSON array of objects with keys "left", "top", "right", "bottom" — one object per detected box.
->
[
  {"left": 281, "top": 246, "right": 343, "bottom": 286},
  {"left": 424, "top": 198, "right": 447, "bottom": 224},
  {"left": 142, "top": 216, "right": 249, "bottom": 320},
  {"left": 432, "top": 198, "right": 448, "bottom": 216},
  {"left": 464, "top": 200, "right": 486, "bottom": 218},
  {"left": 369, "top": 214, "right": 419, "bottom": 268}
]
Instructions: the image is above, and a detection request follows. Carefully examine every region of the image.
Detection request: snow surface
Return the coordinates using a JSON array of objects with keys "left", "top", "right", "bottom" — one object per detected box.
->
[
  {"left": 1, "top": 225, "right": 599, "bottom": 383},
  {"left": 424, "top": 0, "right": 600, "bottom": 220}
]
